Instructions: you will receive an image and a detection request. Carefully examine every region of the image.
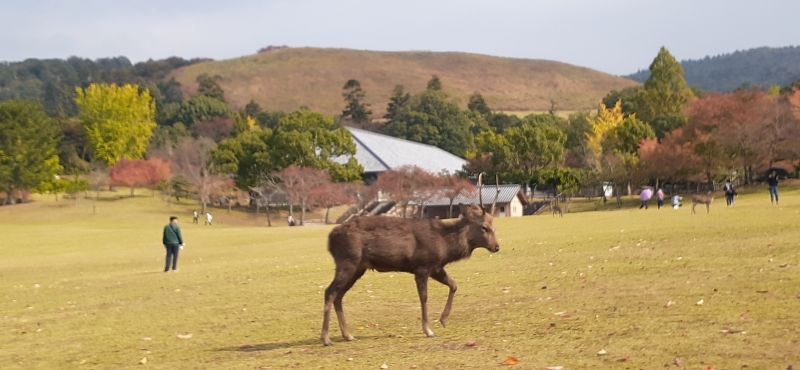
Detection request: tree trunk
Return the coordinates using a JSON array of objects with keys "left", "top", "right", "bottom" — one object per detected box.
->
[
  {"left": 201, "top": 201, "right": 207, "bottom": 215},
  {"left": 289, "top": 202, "right": 294, "bottom": 217},
  {"left": 265, "top": 203, "right": 272, "bottom": 227},
  {"left": 227, "top": 199, "right": 232, "bottom": 213},
  {"left": 130, "top": 187, "right": 135, "bottom": 197},
  {"left": 4, "top": 187, "right": 13, "bottom": 205},
  {"left": 324, "top": 207, "right": 330, "bottom": 224},
  {"left": 448, "top": 200, "right": 454, "bottom": 218},
  {"left": 300, "top": 199, "right": 306, "bottom": 226}
]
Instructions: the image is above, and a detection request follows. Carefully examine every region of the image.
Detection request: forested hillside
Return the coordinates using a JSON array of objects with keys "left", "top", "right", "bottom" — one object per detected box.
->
[{"left": 627, "top": 46, "right": 800, "bottom": 92}]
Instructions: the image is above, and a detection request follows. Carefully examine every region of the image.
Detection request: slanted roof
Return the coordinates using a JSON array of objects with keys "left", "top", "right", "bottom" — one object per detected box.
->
[
  {"left": 422, "top": 184, "right": 524, "bottom": 207},
  {"left": 342, "top": 127, "right": 467, "bottom": 174}
]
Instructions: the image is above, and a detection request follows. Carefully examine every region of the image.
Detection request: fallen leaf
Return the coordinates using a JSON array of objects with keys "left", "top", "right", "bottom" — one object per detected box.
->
[
  {"left": 176, "top": 333, "right": 193, "bottom": 339},
  {"left": 696, "top": 299, "right": 704, "bottom": 306},
  {"left": 545, "top": 367, "right": 563, "bottom": 370},
  {"left": 674, "top": 357, "right": 683, "bottom": 367},
  {"left": 139, "top": 357, "right": 147, "bottom": 365},
  {"left": 779, "top": 263, "right": 789, "bottom": 268},
  {"left": 347, "top": 358, "right": 353, "bottom": 361},
  {"left": 501, "top": 356, "right": 520, "bottom": 366},
  {"left": 465, "top": 340, "right": 478, "bottom": 347},
  {"left": 380, "top": 363, "right": 389, "bottom": 369},
  {"left": 756, "top": 290, "right": 768, "bottom": 294},
  {"left": 665, "top": 300, "right": 676, "bottom": 308},
  {"left": 597, "top": 349, "right": 607, "bottom": 356},
  {"left": 142, "top": 337, "right": 152, "bottom": 341}
]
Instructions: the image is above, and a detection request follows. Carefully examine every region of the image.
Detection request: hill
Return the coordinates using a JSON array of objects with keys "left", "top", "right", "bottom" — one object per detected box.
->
[
  {"left": 627, "top": 46, "right": 800, "bottom": 92},
  {"left": 171, "top": 47, "right": 638, "bottom": 115}
]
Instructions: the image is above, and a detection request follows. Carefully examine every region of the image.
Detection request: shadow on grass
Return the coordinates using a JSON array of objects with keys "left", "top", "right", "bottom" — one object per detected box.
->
[{"left": 218, "top": 336, "right": 385, "bottom": 352}]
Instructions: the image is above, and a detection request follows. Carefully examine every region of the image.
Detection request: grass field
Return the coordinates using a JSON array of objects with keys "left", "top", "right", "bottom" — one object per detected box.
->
[{"left": 1, "top": 188, "right": 799, "bottom": 369}]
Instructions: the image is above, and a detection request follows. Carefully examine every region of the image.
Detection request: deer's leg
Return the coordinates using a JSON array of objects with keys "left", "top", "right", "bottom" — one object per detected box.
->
[
  {"left": 321, "top": 264, "right": 356, "bottom": 346},
  {"left": 335, "top": 267, "right": 365, "bottom": 341},
  {"left": 691, "top": 202, "right": 697, "bottom": 214},
  {"left": 414, "top": 271, "right": 435, "bottom": 337},
  {"left": 431, "top": 268, "right": 457, "bottom": 328}
]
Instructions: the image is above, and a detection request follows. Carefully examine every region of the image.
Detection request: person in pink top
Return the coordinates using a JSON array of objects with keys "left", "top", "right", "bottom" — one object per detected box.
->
[
  {"left": 639, "top": 187, "right": 653, "bottom": 209},
  {"left": 656, "top": 188, "right": 665, "bottom": 209}
]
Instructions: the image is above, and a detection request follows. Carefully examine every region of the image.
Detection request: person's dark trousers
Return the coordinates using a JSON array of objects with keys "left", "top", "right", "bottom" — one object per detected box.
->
[
  {"left": 164, "top": 244, "right": 180, "bottom": 272},
  {"left": 640, "top": 201, "right": 648, "bottom": 209},
  {"left": 657, "top": 199, "right": 664, "bottom": 209},
  {"left": 769, "top": 185, "right": 779, "bottom": 204},
  {"left": 726, "top": 193, "right": 733, "bottom": 206}
]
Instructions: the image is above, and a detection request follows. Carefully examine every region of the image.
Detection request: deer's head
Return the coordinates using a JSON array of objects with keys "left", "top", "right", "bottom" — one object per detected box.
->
[{"left": 460, "top": 204, "right": 500, "bottom": 253}]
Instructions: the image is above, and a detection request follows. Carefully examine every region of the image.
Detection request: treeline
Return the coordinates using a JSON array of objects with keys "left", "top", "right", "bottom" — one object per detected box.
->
[
  {"left": 0, "top": 56, "right": 204, "bottom": 116},
  {"left": 627, "top": 45, "right": 800, "bottom": 92}
]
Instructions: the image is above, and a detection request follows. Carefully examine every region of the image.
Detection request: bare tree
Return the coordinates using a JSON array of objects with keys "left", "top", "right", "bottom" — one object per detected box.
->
[
  {"left": 276, "top": 166, "right": 329, "bottom": 225},
  {"left": 440, "top": 172, "right": 475, "bottom": 218},
  {"left": 161, "top": 138, "right": 230, "bottom": 214}
]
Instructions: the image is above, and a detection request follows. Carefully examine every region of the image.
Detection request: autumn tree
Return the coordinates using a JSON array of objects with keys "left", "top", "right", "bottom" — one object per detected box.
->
[
  {"left": 75, "top": 83, "right": 156, "bottom": 167},
  {"left": 196, "top": 73, "right": 225, "bottom": 101},
  {"left": 426, "top": 75, "right": 443, "bottom": 91},
  {"left": 0, "top": 101, "right": 62, "bottom": 204},
  {"left": 109, "top": 158, "right": 171, "bottom": 197},
  {"left": 310, "top": 182, "right": 354, "bottom": 224},
  {"left": 440, "top": 173, "right": 475, "bottom": 218},
  {"left": 276, "top": 166, "right": 329, "bottom": 225},
  {"left": 341, "top": 79, "right": 372, "bottom": 124}
]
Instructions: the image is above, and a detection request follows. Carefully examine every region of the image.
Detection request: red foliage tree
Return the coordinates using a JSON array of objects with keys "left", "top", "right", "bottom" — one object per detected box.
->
[
  {"left": 191, "top": 117, "right": 234, "bottom": 142},
  {"left": 109, "top": 158, "right": 172, "bottom": 197},
  {"left": 309, "top": 182, "right": 354, "bottom": 224},
  {"left": 439, "top": 173, "right": 475, "bottom": 218},
  {"left": 376, "top": 166, "right": 440, "bottom": 218},
  {"left": 276, "top": 166, "right": 329, "bottom": 225}
]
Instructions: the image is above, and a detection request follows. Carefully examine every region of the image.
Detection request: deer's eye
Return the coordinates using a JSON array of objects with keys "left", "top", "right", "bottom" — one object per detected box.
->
[{"left": 481, "top": 225, "right": 492, "bottom": 233}]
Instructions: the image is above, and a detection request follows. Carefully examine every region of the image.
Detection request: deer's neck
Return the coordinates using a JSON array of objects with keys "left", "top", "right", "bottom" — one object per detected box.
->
[{"left": 437, "top": 220, "right": 472, "bottom": 264}]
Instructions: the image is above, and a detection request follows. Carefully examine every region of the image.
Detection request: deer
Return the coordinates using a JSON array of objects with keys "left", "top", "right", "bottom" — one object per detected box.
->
[
  {"left": 551, "top": 193, "right": 564, "bottom": 217},
  {"left": 320, "top": 174, "right": 502, "bottom": 346},
  {"left": 691, "top": 192, "right": 714, "bottom": 214}
]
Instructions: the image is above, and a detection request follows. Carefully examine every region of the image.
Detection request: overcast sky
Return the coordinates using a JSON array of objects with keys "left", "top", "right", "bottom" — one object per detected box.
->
[{"left": 2, "top": 0, "right": 798, "bottom": 75}]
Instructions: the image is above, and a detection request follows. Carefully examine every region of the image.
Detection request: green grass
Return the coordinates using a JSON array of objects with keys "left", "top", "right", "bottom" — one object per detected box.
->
[
  {"left": 172, "top": 47, "right": 637, "bottom": 115},
  {"left": 1, "top": 189, "right": 799, "bottom": 369}
]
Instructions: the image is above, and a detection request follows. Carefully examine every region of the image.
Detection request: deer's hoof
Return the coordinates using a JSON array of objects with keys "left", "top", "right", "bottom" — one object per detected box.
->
[
  {"left": 424, "top": 329, "right": 435, "bottom": 337},
  {"left": 321, "top": 336, "right": 332, "bottom": 346},
  {"left": 344, "top": 334, "right": 356, "bottom": 341},
  {"left": 439, "top": 317, "right": 448, "bottom": 328}
]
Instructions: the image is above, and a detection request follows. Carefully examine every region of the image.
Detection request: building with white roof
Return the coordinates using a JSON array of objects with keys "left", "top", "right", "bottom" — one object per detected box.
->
[{"left": 340, "top": 127, "right": 468, "bottom": 180}]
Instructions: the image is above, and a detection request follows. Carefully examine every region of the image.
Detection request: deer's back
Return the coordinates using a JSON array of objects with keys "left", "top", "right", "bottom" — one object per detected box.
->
[{"left": 328, "top": 217, "right": 449, "bottom": 272}]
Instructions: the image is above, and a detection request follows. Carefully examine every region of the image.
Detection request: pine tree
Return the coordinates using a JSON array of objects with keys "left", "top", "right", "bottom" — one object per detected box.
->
[
  {"left": 341, "top": 79, "right": 372, "bottom": 124},
  {"left": 640, "top": 47, "right": 693, "bottom": 137}
]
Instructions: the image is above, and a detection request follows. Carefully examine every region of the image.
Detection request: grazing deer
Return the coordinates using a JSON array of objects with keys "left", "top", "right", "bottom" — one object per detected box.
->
[
  {"left": 691, "top": 192, "right": 714, "bottom": 214},
  {"left": 551, "top": 199, "right": 563, "bottom": 217},
  {"left": 320, "top": 174, "right": 501, "bottom": 346}
]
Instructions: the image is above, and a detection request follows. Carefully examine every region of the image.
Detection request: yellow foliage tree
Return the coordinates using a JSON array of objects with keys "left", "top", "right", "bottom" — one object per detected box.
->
[
  {"left": 75, "top": 84, "right": 156, "bottom": 167},
  {"left": 585, "top": 100, "right": 625, "bottom": 170}
]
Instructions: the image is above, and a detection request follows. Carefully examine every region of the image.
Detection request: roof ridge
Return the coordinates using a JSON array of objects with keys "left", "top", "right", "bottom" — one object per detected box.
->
[
  {"left": 346, "top": 126, "right": 464, "bottom": 160},
  {"left": 346, "top": 127, "right": 391, "bottom": 171}
]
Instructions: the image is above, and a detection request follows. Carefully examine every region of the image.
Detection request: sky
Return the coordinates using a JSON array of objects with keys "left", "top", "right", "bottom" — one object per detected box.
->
[{"left": 2, "top": 0, "right": 799, "bottom": 75}]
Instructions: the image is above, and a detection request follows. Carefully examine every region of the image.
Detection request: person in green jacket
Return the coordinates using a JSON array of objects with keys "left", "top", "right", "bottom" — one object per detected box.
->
[{"left": 162, "top": 216, "right": 184, "bottom": 272}]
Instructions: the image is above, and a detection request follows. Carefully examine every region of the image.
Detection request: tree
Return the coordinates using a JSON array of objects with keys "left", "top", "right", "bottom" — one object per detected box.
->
[
  {"left": 109, "top": 158, "right": 171, "bottom": 197},
  {"left": 174, "top": 95, "right": 232, "bottom": 126},
  {"left": 384, "top": 90, "right": 475, "bottom": 156},
  {"left": 191, "top": 117, "right": 234, "bottom": 142},
  {"left": 196, "top": 73, "right": 225, "bottom": 101},
  {"left": 504, "top": 116, "right": 567, "bottom": 175},
  {"left": 639, "top": 47, "right": 694, "bottom": 138},
  {"left": 375, "top": 166, "right": 417, "bottom": 218},
  {"left": 602, "top": 86, "right": 643, "bottom": 116},
  {"left": 384, "top": 85, "right": 411, "bottom": 121},
  {"left": 467, "top": 93, "right": 492, "bottom": 117},
  {"left": 604, "top": 115, "right": 655, "bottom": 155},
  {"left": 426, "top": 75, "right": 443, "bottom": 91},
  {"left": 0, "top": 101, "right": 62, "bottom": 204},
  {"left": 271, "top": 110, "right": 362, "bottom": 181},
  {"left": 75, "top": 83, "right": 156, "bottom": 167},
  {"left": 165, "top": 137, "right": 229, "bottom": 213},
  {"left": 310, "top": 182, "right": 354, "bottom": 224},
  {"left": 276, "top": 166, "right": 329, "bottom": 225},
  {"left": 341, "top": 79, "right": 372, "bottom": 124},
  {"left": 440, "top": 173, "right": 475, "bottom": 218},
  {"left": 212, "top": 128, "right": 275, "bottom": 190},
  {"left": 586, "top": 101, "right": 625, "bottom": 171}
]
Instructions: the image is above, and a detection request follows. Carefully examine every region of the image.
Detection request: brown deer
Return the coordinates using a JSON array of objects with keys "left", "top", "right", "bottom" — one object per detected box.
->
[
  {"left": 691, "top": 192, "right": 714, "bottom": 214},
  {"left": 320, "top": 174, "right": 501, "bottom": 346}
]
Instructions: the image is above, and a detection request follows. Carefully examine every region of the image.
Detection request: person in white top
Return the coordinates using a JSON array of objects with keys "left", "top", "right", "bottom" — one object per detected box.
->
[{"left": 205, "top": 212, "right": 213, "bottom": 226}]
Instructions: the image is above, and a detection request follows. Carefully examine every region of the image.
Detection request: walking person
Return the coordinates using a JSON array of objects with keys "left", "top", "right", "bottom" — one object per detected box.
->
[
  {"left": 162, "top": 216, "right": 184, "bottom": 272},
  {"left": 671, "top": 195, "right": 683, "bottom": 210},
  {"left": 723, "top": 180, "right": 736, "bottom": 206},
  {"left": 768, "top": 171, "right": 779, "bottom": 205},
  {"left": 656, "top": 188, "right": 665, "bottom": 209},
  {"left": 639, "top": 187, "right": 653, "bottom": 209},
  {"left": 205, "top": 212, "right": 213, "bottom": 226},
  {"left": 192, "top": 210, "right": 199, "bottom": 224}
]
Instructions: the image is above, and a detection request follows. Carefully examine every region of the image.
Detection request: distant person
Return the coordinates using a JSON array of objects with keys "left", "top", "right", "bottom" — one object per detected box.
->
[
  {"left": 288, "top": 214, "right": 296, "bottom": 227},
  {"left": 768, "top": 171, "right": 779, "bottom": 205},
  {"left": 639, "top": 187, "right": 653, "bottom": 209},
  {"left": 162, "top": 216, "right": 184, "bottom": 272},
  {"left": 192, "top": 210, "right": 199, "bottom": 224},
  {"left": 656, "top": 188, "right": 665, "bottom": 209},
  {"left": 671, "top": 195, "right": 683, "bottom": 210},
  {"left": 723, "top": 180, "right": 736, "bottom": 206},
  {"left": 205, "top": 212, "right": 213, "bottom": 226}
]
